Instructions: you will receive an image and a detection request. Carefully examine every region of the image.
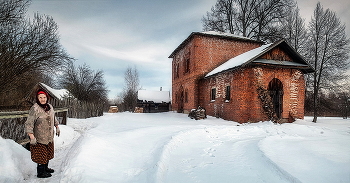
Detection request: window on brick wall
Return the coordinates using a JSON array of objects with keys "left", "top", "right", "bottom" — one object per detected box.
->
[
  {"left": 184, "top": 58, "right": 190, "bottom": 73},
  {"left": 175, "top": 63, "right": 179, "bottom": 79},
  {"left": 225, "top": 86, "right": 231, "bottom": 101},
  {"left": 185, "top": 90, "right": 188, "bottom": 103},
  {"left": 211, "top": 88, "right": 216, "bottom": 101},
  {"left": 184, "top": 51, "right": 190, "bottom": 74}
]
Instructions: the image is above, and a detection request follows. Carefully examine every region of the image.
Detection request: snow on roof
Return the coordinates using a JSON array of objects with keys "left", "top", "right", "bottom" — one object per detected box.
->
[
  {"left": 138, "top": 90, "right": 171, "bottom": 103},
  {"left": 205, "top": 43, "right": 272, "bottom": 77},
  {"left": 40, "top": 83, "right": 70, "bottom": 100}
]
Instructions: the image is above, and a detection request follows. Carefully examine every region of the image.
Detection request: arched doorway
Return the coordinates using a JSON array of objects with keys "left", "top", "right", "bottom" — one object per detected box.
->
[{"left": 268, "top": 78, "right": 283, "bottom": 119}]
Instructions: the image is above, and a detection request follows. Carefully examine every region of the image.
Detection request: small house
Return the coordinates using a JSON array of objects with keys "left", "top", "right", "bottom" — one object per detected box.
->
[
  {"left": 26, "top": 83, "right": 70, "bottom": 107},
  {"left": 169, "top": 31, "right": 314, "bottom": 123}
]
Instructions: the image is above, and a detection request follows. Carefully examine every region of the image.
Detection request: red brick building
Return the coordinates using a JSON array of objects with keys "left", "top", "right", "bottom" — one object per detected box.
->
[{"left": 169, "top": 31, "right": 314, "bottom": 123}]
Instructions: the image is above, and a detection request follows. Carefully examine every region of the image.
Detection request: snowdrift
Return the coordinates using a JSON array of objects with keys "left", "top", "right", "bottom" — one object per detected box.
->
[{"left": 1, "top": 113, "right": 349, "bottom": 183}]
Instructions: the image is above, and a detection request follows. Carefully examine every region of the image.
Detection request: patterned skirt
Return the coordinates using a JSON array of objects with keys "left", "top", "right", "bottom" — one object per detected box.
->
[{"left": 30, "top": 142, "right": 54, "bottom": 164}]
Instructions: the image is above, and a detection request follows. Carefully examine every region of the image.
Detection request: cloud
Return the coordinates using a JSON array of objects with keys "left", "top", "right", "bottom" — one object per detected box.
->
[
  {"left": 84, "top": 43, "right": 171, "bottom": 64},
  {"left": 27, "top": 0, "right": 349, "bottom": 100}
]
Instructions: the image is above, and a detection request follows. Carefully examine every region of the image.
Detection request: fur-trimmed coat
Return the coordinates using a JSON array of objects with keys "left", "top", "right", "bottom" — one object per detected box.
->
[{"left": 25, "top": 103, "right": 59, "bottom": 145}]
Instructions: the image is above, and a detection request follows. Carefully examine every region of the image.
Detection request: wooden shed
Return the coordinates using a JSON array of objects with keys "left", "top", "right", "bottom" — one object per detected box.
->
[{"left": 26, "top": 83, "right": 69, "bottom": 107}]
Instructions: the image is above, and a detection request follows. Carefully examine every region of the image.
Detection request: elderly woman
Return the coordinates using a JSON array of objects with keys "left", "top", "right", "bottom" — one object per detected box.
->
[{"left": 25, "top": 89, "right": 60, "bottom": 178}]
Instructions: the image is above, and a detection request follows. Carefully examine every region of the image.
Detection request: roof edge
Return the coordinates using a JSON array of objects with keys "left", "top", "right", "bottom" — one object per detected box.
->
[
  {"left": 169, "top": 31, "right": 263, "bottom": 58},
  {"left": 204, "top": 39, "right": 315, "bottom": 78}
]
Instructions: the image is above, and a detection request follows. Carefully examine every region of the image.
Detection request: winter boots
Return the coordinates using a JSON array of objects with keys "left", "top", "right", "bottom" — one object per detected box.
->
[
  {"left": 45, "top": 163, "right": 55, "bottom": 173},
  {"left": 37, "top": 164, "right": 52, "bottom": 178}
]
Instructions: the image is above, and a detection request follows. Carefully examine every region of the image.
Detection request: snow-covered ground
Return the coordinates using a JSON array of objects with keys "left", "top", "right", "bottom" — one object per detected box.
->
[{"left": 1, "top": 112, "right": 350, "bottom": 183}]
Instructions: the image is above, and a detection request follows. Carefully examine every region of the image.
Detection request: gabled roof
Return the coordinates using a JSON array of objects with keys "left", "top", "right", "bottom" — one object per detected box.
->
[
  {"left": 26, "top": 83, "right": 70, "bottom": 101},
  {"left": 169, "top": 31, "right": 263, "bottom": 58},
  {"left": 205, "top": 39, "right": 314, "bottom": 77},
  {"left": 39, "top": 83, "right": 70, "bottom": 100}
]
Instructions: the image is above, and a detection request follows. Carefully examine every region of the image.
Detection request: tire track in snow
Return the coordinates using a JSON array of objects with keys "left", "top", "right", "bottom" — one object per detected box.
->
[
  {"left": 245, "top": 139, "right": 303, "bottom": 183},
  {"left": 58, "top": 124, "right": 198, "bottom": 182},
  {"left": 154, "top": 126, "right": 303, "bottom": 183},
  {"left": 154, "top": 128, "right": 204, "bottom": 183}
]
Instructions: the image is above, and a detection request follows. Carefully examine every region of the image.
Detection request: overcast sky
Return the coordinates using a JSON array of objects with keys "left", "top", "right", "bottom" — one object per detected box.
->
[{"left": 27, "top": 0, "right": 350, "bottom": 99}]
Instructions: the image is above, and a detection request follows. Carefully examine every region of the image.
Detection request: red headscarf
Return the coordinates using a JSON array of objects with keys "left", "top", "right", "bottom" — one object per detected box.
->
[
  {"left": 36, "top": 89, "right": 50, "bottom": 111},
  {"left": 37, "top": 90, "right": 48, "bottom": 96}
]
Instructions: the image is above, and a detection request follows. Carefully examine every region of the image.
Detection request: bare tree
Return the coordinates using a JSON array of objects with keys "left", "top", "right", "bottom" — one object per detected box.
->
[
  {"left": 0, "top": 0, "right": 73, "bottom": 107},
  {"left": 202, "top": 0, "right": 294, "bottom": 42},
  {"left": 60, "top": 63, "right": 108, "bottom": 103},
  {"left": 280, "top": 5, "right": 308, "bottom": 54},
  {"left": 0, "top": 0, "right": 29, "bottom": 23},
  {"left": 0, "top": 70, "right": 54, "bottom": 108},
  {"left": 120, "top": 66, "right": 140, "bottom": 112},
  {"left": 306, "top": 2, "right": 350, "bottom": 122},
  {"left": 0, "top": 1, "right": 73, "bottom": 94}
]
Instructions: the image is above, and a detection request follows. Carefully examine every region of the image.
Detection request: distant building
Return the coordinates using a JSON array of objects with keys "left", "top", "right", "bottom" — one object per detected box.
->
[
  {"left": 169, "top": 31, "right": 314, "bottom": 123},
  {"left": 137, "top": 90, "right": 171, "bottom": 113},
  {"left": 26, "top": 83, "right": 70, "bottom": 108}
]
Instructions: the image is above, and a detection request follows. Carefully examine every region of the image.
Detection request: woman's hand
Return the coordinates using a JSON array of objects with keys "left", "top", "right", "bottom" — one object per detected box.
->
[
  {"left": 30, "top": 137, "right": 37, "bottom": 145},
  {"left": 55, "top": 126, "right": 60, "bottom": 137},
  {"left": 28, "top": 133, "right": 36, "bottom": 145}
]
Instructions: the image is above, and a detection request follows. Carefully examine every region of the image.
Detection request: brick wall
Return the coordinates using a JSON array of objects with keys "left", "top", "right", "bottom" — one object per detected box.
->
[
  {"left": 171, "top": 34, "right": 261, "bottom": 113},
  {"left": 170, "top": 33, "right": 307, "bottom": 123},
  {"left": 198, "top": 66, "right": 306, "bottom": 123}
]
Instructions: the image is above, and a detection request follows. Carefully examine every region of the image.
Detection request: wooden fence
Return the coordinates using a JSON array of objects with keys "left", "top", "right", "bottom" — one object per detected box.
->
[
  {"left": 66, "top": 101, "right": 104, "bottom": 118},
  {"left": 0, "top": 108, "right": 68, "bottom": 143},
  {"left": 58, "top": 98, "right": 105, "bottom": 118}
]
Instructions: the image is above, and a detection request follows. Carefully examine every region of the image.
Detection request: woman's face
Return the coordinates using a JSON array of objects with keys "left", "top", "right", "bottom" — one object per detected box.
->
[{"left": 38, "top": 94, "right": 47, "bottom": 105}]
